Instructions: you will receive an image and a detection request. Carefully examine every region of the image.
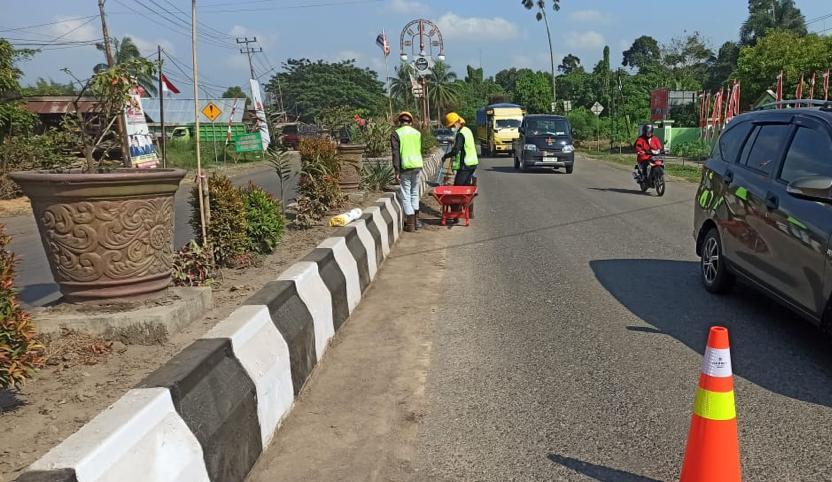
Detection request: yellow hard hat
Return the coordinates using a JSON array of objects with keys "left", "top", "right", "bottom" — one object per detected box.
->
[
  {"left": 444, "top": 112, "right": 464, "bottom": 127},
  {"left": 398, "top": 111, "right": 414, "bottom": 122}
]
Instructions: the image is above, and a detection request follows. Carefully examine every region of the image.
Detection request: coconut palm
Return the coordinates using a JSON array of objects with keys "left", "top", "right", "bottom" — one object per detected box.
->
[
  {"left": 389, "top": 63, "right": 416, "bottom": 111},
  {"left": 95, "top": 37, "right": 157, "bottom": 96},
  {"left": 428, "top": 60, "right": 459, "bottom": 122},
  {"left": 522, "top": 0, "right": 560, "bottom": 110}
]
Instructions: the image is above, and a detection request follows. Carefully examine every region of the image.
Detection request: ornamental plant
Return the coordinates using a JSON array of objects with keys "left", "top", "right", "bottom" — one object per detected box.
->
[
  {"left": 171, "top": 240, "right": 216, "bottom": 287},
  {"left": 0, "top": 224, "right": 44, "bottom": 390},
  {"left": 189, "top": 173, "right": 248, "bottom": 267},
  {"left": 241, "top": 182, "right": 286, "bottom": 254}
]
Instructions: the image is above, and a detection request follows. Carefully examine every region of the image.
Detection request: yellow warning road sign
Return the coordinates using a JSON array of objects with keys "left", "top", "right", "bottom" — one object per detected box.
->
[{"left": 202, "top": 102, "right": 222, "bottom": 122}]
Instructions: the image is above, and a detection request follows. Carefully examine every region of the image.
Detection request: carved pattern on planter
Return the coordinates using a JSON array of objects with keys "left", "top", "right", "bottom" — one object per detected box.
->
[{"left": 38, "top": 197, "right": 174, "bottom": 283}]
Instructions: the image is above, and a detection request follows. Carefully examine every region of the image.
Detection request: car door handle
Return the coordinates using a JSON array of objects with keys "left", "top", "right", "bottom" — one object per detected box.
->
[
  {"left": 765, "top": 192, "right": 779, "bottom": 210},
  {"left": 723, "top": 170, "right": 733, "bottom": 185}
]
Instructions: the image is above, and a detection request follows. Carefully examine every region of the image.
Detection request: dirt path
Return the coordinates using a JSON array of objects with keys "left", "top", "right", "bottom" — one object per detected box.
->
[{"left": 246, "top": 203, "right": 456, "bottom": 482}]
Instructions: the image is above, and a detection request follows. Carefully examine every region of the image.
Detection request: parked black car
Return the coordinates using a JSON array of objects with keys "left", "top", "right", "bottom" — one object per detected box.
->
[
  {"left": 693, "top": 101, "right": 832, "bottom": 333},
  {"left": 513, "top": 114, "right": 575, "bottom": 173},
  {"left": 434, "top": 128, "right": 455, "bottom": 147}
]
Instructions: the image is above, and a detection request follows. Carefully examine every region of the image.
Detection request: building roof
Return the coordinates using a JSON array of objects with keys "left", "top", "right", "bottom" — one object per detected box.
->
[
  {"left": 141, "top": 97, "right": 246, "bottom": 124},
  {"left": 24, "top": 96, "right": 99, "bottom": 114}
]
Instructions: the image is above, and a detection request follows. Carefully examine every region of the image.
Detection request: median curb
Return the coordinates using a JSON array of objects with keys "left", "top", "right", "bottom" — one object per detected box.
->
[{"left": 15, "top": 192, "right": 405, "bottom": 482}]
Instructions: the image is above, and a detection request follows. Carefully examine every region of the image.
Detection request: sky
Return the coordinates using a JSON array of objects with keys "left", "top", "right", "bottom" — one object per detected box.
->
[{"left": 3, "top": 0, "right": 831, "bottom": 98}]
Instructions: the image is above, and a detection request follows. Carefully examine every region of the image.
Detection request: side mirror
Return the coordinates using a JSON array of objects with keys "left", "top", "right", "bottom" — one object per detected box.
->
[
  {"left": 787, "top": 176, "right": 832, "bottom": 203},
  {"left": 571, "top": 129, "right": 577, "bottom": 137}
]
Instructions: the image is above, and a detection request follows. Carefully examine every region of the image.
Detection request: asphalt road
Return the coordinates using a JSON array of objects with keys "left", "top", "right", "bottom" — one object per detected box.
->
[
  {"left": 249, "top": 154, "right": 832, "bottom": 481},
  {"left": 6, "top": 162, "right": 299, "bottom": 307}
]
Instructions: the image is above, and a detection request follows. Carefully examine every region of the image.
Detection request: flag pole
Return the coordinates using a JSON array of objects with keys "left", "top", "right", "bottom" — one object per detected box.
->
[{"left": 383, "top": 29, "right": 393, "bottom": 120}]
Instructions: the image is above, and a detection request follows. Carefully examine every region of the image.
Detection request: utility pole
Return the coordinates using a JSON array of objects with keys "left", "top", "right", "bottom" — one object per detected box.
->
[
  {"left": 236, "top": 37, "right": 262, "bottom": 80},
  {"left": 192, "top": 0, "right": 209, "bottom": 242},
  {"left": 157, "top": 45, "right": 166, "bottom": 168},
  {"left": 98, "top": 0, "right": 131, "bottom": 167},
  {"left": 540, "top": 6, "right": 557, "bottom": 112}
]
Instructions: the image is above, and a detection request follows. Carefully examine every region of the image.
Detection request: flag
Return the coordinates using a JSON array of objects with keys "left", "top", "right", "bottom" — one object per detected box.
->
[
  {"left": 160, "top": 73, "right": 180, "bottom": 95},
  {"left": 795, "top": 74, "right": 804, "bottom": 108},
  {"left": 810, "top": 72, "right": 816, "bottom": 100},
  {"left": 824, "top": 70, "right": 830, "bottom": 101},
  {"left": 776, "top": 71, "right": 783, "bottom": 108},
  {"left": 375, "top": 31, "right": 390, "bottom": 57},
  {"left": 225, "top": 98, "right": 239, "bottom": 146}
]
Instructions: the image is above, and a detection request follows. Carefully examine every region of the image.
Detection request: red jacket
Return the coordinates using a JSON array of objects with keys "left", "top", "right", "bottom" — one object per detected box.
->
[{"left": 635, "top": 135, "right": 663, "bottom": 163}]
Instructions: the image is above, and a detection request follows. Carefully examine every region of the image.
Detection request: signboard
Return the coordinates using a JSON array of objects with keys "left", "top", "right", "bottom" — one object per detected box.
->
[
  {"left": 411, "top": 55, "right": 434, "bottom": 78},
  {"left": 591, "top": 101, "right": 605, "bottom": 117},
  {"left": 249, "top": 79, "right": 271, "bottom": 151},
  {"left": 201, "top": 102, "right": 222, "bottom": 122},
  {"left": 124, "top": 88, "right": 159, "bottom": 168},
  {"left": 234, "top": 132, "right": 262, "bottom": 153},
  {"left": 562, "top": 100, "right": 572, "bottom": 113}
]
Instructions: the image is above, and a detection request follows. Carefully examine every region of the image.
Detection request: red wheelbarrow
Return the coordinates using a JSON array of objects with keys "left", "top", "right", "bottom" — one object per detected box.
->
[{"left": 432, "top": 186, "right": 478, "bottom": 226}]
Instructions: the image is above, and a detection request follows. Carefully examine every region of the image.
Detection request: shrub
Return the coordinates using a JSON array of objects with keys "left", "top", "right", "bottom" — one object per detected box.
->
[
  {"left": 242, "top": 183, "right": 285, "bottom": 254},
  {"left": 299, "top": 137, "right": 337, "bottom": 164},
  {"left": 189, "top": 173, "right": 248, "bottom": 266},
  {"left": 0, "top": 130, "right": 75, "bottom": 199},
  {"left": 673, "top": 139, "right": 713, "bottom": 161},
  {"left": 291, "top": 137, "right": 344, "bottom": 229},
  {"left": 420, "top": 127, "right": 438, "bottom": 155},
  {"left": 265, "top": 147, "right": 295, "bottom": 210},
  {"left": 350, "top": 118, "right": 392, "bottom": 157},
  {"left": 171, "top": 240, "right": 216, "bottom": 287},
  {"left": 0, "top": 224, "right": 44, "bottom": 390},
  {"left": 361, "top": 159, "right": 395, "bottom": 192}
]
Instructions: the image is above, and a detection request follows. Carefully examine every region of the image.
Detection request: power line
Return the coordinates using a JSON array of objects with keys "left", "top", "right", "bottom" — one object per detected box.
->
[
  {"left": 112, "top": 0, "right": 234, "bottom": 51},
  {"left": 806, "top": 12, "right": 832, "bottom": 25},
  {"left": 196, "top": 0, "right": 381, "bottom": 14},
  {"left": 160, "top": 0, "right": 233, "bottom": 41},
  {"left": 0, "top": 15, "right": 98, "bottom": 33}
]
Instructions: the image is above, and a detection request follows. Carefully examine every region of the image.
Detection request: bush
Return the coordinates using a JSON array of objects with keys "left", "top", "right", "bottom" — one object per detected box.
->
[
  {"left": 299, "top": 137, "right": 337, "bottom": 163},
  {"left": 0, "top": 130, "right": 75, "bottom": 199},
  {"left": 420, "top": 127, "right": 438, "bottom": 155},
  {"left": 0, "top": 224, "right": 44, "bottom": 390},
  {"left": 673, "top": 139, "right": 713, "bottom": 161},
  {"left": 350, "top": 118, "right": 392, "bottom": 157},
  {"left": 291, "top": 137, "right": 343, "bottom": 229},
  {"left": 171, "top": 240, "right": 216, "bottom": 287},
  {"left": 190, "top": 173, "right": 248, "bottom": 266},
  {"left": 242, "top": 183, "right": 285, "bottom": 254},
  {"left": 361, "top": 159, "right": 395, "bottom": 192}
]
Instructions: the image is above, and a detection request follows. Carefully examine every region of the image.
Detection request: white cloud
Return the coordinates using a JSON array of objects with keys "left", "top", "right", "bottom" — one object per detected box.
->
[
  {"left": 126, "top": 34, "right": 175, "bottom": 56},
  {"left": 388, "top": 0, "right": 429, "bottom": 15},
  {"left": 563, "top": 31, "right": 606, "bottom": 50},
  {"left": 436, "top": 12, "right": 519, "bottom": 41},
  {"left": 47, "top": 16, "right": 98, "bottom": 42},
  {"left": 568, "top": 9, "right": 610, "bottom": 24}
]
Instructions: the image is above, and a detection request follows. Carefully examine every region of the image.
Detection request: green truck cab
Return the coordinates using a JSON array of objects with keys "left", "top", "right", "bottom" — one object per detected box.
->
[
  {"left": 169, "top": 124, "right": 248, "bottom": 143},
  {"left": 476, "top": 103, "right": 526, "bottom": 157}
]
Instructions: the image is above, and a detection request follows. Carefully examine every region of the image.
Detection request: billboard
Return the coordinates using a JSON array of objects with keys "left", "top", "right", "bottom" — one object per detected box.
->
[
  {"left": 249, "top": 79, "right": 270, "bottom": 151},
  {"left": 124, "top": 88, "right": 159, "bottom": 168}
]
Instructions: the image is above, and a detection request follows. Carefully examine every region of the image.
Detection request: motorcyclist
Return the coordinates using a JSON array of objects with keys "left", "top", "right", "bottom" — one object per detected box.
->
[{"left": 634, "top": 125, "right": 663, "bottom": 181}]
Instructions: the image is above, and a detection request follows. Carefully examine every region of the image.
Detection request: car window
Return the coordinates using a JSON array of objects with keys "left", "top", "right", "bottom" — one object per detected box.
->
[
  {"left": 525, "top": 118, "right": 569, "bottom": 136},
  {"left": 716, "top": 121, "right": 753, "bottom": 163},
  {"left": 779, "top": 127, "right": 832, "bottom": 183},
  {"left": 495, "top": 119, "right": 521, "bottom": 129},
  {"left": 743, "top": 124, "right": 791, "bottom": 176}
]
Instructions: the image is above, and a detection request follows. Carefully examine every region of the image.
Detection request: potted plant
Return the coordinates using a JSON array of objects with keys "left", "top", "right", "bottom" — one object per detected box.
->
[
  {"left": 317, "top": 106, "right": 365, "bottom": 192},
  {"left": 10, "top": 60, "right": 186, "bottom": 300}
]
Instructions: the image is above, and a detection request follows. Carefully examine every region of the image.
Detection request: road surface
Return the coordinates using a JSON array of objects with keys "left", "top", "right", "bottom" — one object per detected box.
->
[
  {"left": 247, "top": 154, "right": 832, "bottom": 481},
  {"left": 6, "top": 162, "right": 298, "bottom": 307}
]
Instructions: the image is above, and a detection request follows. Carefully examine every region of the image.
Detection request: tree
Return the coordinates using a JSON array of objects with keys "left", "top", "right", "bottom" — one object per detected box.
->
[
  {"left": 222, "top": 86, "right": 246, "bottom": 98},
  {"left": 661, "top": 32, "right": 714, "bottom": 90},
  {"left": 22, "top": 78, "right": 77, "bottom": 96},
  {"left": 0, "top": 40, "right": 37, "bottom": 141},
  {"left": 513, "top": 70, "right": 552, "bottom": 113},
  {"left": 95, "top": 37, "right": 157, "bottom": 96},
  {"left": 705, "top": 41, "right": 740, "bottom": 91},
  {"left": 622, "top": 36, "right": 661, "bottom": 72},
  {"left": 735, "top": 31, "right": 832, "bottom": 107},
  {"left": 427, "top": 60, "right": 459, "bottom": 121},
  {"left": 740, "top": 0, "right": 807, "bottom": 46},
  {"left": 266, "top": 58, "right": 385, "bottom": 122},
  {"left": 389, "top": 63, "right": 416, "bottom": 112},
  {"left": 522, "top": 0, "right": 560, "bottom": 110},
  {"left": 558, "top": 54, "right": 582, "bottom": 74}
]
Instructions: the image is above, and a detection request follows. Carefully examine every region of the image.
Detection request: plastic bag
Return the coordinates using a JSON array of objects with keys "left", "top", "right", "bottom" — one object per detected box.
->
[{"left": 328, "top": 208, "right": 363, "bottom": 227}]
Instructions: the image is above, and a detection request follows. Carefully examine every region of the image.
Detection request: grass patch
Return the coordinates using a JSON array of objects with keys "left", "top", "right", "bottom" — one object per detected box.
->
[
  {"left": 582, "top": 150, "right": 702, "bottom": 183},
  {"left": 163, "top": 140, "right": 263, "bottom": 169}
]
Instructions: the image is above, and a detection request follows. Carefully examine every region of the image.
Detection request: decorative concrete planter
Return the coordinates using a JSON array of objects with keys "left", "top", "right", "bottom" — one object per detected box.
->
[
  {"left": 10, "top": 168, "right": 186, "bottom": 300},
  {"left": 336, "top": 143, "right": 365, "bottom": 193}
]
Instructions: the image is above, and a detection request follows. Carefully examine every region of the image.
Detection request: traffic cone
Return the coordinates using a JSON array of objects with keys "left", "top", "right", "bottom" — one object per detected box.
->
[{"left": 680, "top": 326, "right": 741, "bottom": 482}]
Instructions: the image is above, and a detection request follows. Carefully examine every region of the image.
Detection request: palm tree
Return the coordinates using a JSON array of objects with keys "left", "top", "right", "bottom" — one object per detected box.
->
[
  {"left": 428, "top": 60, "right": 459, "bottom": 123},
  {"left": 95, "top": 37, "right": 157, "bottom": 96},
  {"left": 389, "top": 63, "right": 416, "bottom": 111},
  {"left": 522, "top": 0, "right": 560, "bottom": 111}
]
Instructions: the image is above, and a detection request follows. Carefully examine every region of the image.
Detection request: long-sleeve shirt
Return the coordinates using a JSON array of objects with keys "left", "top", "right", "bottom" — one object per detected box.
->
[
  {"left": 391, "top": 131, "right": 402, "bottom": 172},
  {"left": 635, "top": 135, "right": 663, "bottom": 163},
  {"left": 444, "top": 130, "right": 471, "bottom": 168}
]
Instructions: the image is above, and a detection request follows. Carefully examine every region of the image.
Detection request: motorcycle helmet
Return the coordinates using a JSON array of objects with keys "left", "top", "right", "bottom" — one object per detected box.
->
[{"left": 641, "top": 124, "right": 654, "bottom": 137}]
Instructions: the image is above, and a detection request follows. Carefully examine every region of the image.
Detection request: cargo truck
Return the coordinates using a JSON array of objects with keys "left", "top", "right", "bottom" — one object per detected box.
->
[{"left": 475, "top": 103, "right": 526, "bottom": 156}]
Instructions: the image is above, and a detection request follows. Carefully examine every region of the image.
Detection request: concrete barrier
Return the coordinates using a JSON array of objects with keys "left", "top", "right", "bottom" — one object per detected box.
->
[{"left": 16, "top": 195, "right": 404, "bottom": 482}]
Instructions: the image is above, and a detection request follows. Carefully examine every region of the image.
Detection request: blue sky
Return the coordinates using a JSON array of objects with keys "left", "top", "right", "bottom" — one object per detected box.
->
[{"left": 4, "top": 0, "right": 831, "bottom": 97}]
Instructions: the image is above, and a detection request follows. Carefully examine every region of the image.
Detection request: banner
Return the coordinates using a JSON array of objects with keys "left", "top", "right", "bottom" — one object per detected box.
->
[
  {"left": 249, "top": 79, "right": 271, "bottom": 151},
  {"left": 124, "top": 88, "right": 159, "bottom": 168}
]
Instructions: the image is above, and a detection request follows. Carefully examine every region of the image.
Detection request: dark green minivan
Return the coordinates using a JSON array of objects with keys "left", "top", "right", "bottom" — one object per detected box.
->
[{"left": 693, "top": 102, "right": 832, "bottom": 332}]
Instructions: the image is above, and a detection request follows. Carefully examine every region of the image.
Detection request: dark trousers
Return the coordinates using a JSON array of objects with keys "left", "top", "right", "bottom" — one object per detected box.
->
[{"left": 454, "top": 165, "right": 477, "bottom": 186}]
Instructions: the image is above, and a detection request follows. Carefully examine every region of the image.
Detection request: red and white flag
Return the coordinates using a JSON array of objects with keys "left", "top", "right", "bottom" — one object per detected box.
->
[
  {"left": 776, "top": 71, "right": 783, "bottom": 108},
  {"left": 160, "top": 73, "right": 180, "bottom": 95},
  {"left": 824, "top": 70, "right": 830, "bottom": 101},
  {"left": 225, "top": 98, "right": 239, "bottom": 146},
  {"left": 375, "top": 30, "right": 390, "bottom": 57},
  {"left": 795, "top": 74, "right": 804, "bottom": 107},
  {"left": 810, "top": 72, "right": 817, "bottom": 100}
]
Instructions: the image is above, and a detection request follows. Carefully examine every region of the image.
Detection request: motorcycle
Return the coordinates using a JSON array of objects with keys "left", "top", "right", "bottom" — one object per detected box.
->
[{"left": 633, "top": 150, "right": 666, "bottom": 196}]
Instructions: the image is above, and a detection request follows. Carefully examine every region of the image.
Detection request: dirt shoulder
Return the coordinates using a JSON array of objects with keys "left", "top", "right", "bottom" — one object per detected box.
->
[
  {"left": 0, "top": 191, "right": 383, "bottom": 482},
  {"left": 246, "top": 196, "right": 454, "bottom": 482}
]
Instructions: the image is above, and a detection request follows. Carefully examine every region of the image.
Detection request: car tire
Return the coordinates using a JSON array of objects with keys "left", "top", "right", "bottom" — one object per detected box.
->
[
  {"left": 566, "top": 164, "right": 574, "bottom": 174},
  {"left": 514, "top": 156, "right": 520, "bottom": 169},
  {"left": 701, "top": 228, "right": 734, "bottom": 294}
]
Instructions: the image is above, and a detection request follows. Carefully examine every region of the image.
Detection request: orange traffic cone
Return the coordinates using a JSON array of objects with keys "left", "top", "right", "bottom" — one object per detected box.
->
[{"left": 680, "top": 326, "right": 741, "bottom": 482}]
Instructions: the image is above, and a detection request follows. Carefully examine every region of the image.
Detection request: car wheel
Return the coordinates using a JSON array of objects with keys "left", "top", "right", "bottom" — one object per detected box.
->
[
  {"left": 701, "top": 228, "right": 734, "bottom": 294},
  {"left": 566, "top": 164, "right": 574, "bottom": 174},
  {"left": 514, "top": 156, "right": 520, "bottom": 170}
]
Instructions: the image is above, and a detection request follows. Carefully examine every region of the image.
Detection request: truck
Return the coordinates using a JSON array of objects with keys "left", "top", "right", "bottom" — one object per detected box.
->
[
  {"left": 168, "top": 123, "right": 248, "bottom": 144},
  {"left": 476, "top": 103, "right": 526, "bottom": 157}
]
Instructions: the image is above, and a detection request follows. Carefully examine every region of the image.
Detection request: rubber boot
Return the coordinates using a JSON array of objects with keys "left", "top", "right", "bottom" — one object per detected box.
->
[
  {"left": 415, "top": 210, "right": 423, "bottom": 230},
  {"left": 404, "top": 214, "right": 416, "bottom": 232}
]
